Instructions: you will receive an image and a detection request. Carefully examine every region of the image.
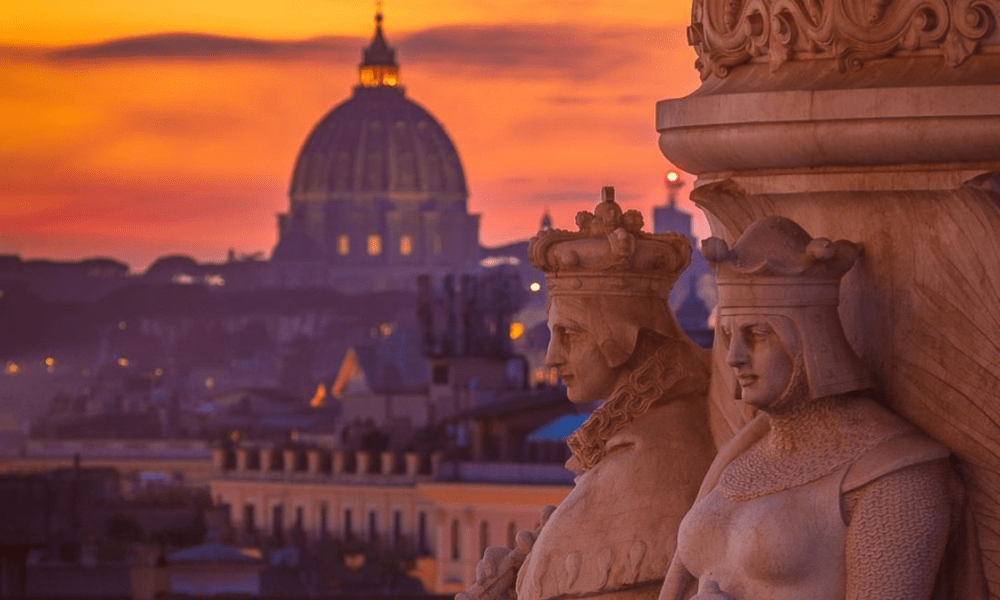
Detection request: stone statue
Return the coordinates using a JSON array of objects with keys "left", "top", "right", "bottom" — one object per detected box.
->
[
  {"left": 659, "top": 216, "right": 962, "bottom": 600},
  {"left": 457, "top": 188, "right": 716, "bottom": 600}
]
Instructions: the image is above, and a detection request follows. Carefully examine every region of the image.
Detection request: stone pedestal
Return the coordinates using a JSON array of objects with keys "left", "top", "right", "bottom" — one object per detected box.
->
[{"left": 657, "top": 2, "right": 1000, "bottom": 596}]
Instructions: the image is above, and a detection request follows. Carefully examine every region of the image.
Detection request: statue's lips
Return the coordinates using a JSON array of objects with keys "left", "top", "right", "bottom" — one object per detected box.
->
[{"left": 737, "top": 374, "right": 758, "bottom": 387}]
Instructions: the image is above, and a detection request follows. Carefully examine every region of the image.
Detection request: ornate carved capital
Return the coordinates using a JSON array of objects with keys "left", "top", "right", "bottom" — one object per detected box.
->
[{"left": 689, "top": 0, "right": 999, "bottom": 78}]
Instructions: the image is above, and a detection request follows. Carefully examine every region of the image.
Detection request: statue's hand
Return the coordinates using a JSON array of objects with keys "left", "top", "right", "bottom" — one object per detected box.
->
[
  {"left": 455, "top": 505, "right": 556, "bottom": 600},
  {"left": 691, "top": 580, "right": 737, "bottom": 600},
  {"left": 455, "top": 543, "right": 529, "bottom": 600}
]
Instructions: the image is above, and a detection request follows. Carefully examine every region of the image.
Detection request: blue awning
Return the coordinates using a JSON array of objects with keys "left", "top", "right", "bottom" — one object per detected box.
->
[{"left": 526, "top": 413, "right": 590, "bottom": 442}]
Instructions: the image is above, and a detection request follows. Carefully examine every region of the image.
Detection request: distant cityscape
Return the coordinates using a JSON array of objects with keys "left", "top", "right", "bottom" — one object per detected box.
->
[{"left": 0, "top": 12, "right": 714, "bottom": 599}]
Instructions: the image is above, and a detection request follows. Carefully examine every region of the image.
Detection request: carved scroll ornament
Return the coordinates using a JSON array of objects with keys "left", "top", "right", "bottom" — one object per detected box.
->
[{"left": 688, "top": 0, "right": 999, "bottom": 78}]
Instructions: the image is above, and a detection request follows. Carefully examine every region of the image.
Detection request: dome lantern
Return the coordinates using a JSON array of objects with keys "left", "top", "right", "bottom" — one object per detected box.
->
[{"left": 358, "top": 8, "right": 399, "bottom": 88}]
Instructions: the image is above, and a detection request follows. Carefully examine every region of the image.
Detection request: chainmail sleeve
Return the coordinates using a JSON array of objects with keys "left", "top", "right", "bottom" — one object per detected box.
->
[{"left": 843, "top": 459, "right": 952, "bottom": 600}]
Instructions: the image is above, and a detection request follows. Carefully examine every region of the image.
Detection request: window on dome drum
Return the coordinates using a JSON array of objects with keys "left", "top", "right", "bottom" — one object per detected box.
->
[
  {"left": 367, "top": 235, "right": 382, "bottom": 256},
  {"left": 400, "top": 235, "right": 413, "bottom": 256},
  {"left": 337, "top": 235, "right": 350, "bottom": 256},
  {"left": 432, "top": 234, "right": 442, "bottom": 255}
]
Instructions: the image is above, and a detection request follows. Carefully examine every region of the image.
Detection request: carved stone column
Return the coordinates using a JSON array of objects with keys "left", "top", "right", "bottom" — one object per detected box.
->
[
  {"left": 235, "top": 448, "right": 249, "bottom": 472},
  {"left": 404, "top": 451, "right": 421, "bottom": 477},
  {"left": 381, "top": 451, "right": 396, "bottom": 475},
  {"left": 307, "top": 449, "right": 322, "bottom": 475},
  {"left": 211, "top": 447, "right": 226, "bottom": 471},
  {"left": 356, "top": 451, "right": 372, "bottom": 475},
  {"left": 332, "top": 451, "right": 346, "bottom": 475},
  {"left": 657, "top": 2, "right": 1000, "bottom": 596},
  {"left": 260, "top": 448, "right": 274, "bottom": 472}
]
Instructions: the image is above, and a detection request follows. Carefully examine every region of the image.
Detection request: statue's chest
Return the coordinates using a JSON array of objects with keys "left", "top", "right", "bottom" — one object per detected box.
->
[
  {"left": 516, "top": 435, "right": 705, "bottom": 600},
  {"left": 676, "top": 470, "right": 847, "bottom": 600}
]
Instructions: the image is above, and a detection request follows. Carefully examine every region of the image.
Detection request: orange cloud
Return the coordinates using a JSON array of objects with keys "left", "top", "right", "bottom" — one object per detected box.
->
[{"left": 1, "top": 18, "right": 705, "bottom": 270}]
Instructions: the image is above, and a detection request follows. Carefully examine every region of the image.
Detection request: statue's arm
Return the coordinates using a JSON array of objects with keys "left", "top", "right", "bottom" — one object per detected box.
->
[
  {"left": 843, "top": 459, "right": 952, "bottom": 600},
  {"left": 658, "top": 552, "right": 697, "bottom": 600}
]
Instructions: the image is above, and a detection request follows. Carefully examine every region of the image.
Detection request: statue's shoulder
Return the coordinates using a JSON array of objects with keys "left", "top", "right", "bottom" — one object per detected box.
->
[{"left": 841, "top": 396, "right": 951, "bottom": 494}]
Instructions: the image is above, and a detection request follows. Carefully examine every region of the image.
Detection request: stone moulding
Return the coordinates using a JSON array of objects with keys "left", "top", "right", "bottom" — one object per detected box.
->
[
  {"left": 689, "top": 0, "right": 1000, "bottom": 78},
  {"left": 655, "top": 84, "right": 1000, "bottom": 176}
]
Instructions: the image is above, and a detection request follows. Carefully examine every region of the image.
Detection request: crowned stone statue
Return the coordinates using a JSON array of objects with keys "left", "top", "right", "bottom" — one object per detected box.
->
[
  {"left": 660, "top": 216, "right": 962, "bottom": 600},
  {"left": 458, "top": 188, "right": 717, "bottom": 600}
]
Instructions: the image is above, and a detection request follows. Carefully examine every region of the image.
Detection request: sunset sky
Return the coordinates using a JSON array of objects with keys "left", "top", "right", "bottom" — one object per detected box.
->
[{"left": 1, "top": 1, "right": 706, "bottom": 271}]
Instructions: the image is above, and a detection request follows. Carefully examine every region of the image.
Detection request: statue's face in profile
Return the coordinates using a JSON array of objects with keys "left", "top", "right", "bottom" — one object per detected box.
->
[
  {"left": 721, "top": 315, "right": 795, "bottom": 410},
  {"left": 545, "top": 297, "right": 626, "bottom": 403}
]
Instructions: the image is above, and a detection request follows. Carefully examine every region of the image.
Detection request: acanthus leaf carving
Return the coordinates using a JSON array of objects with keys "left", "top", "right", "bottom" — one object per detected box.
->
[{"left": 689, "top": 0, "right": 999, "bottom": 79}]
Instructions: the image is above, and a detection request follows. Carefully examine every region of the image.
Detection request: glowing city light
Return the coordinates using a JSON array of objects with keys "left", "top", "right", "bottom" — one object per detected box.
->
[
  {"left": 5, "top": 362, "right": 20, "bottom": 375},
  {"left": 118, "top": 320, "right": 127, "bottom": 330},
  {"left": 529, "top": 282, "right": 541, "bottom": 292},
  {"left": 310, "top": 383, "right": 327, "bottom": 408},
  {"left": 666, "top": 171, "right": 680, "bottom": 183},
  {"left": 117, "top": 357, "right": 129, "bottom": 367},
  {"left": 44, "top": 356, "right": 55, "bottom": 373},
  {"left": 153, "top": 367, "right": 164, "bottom": 377},
  {"left": 509, "top": 322, "right": 525, "bottom": 340}
]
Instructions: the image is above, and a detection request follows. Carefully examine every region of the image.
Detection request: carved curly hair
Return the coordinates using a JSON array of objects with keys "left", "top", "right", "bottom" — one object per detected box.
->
[{"left": 566, "top": 331, "right": 707, "bottom": 472}]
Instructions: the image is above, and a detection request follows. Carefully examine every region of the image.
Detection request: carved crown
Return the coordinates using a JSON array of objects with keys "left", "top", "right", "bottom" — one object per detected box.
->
[
  {"left": 703, "top": 216, "right": 862, "bottom": 310},
  {"left": 689, "top": 0, "right": 1000, "bottom": 79},
  {"left": 528, "top": 187, "right": 691, "bottom": 299}
]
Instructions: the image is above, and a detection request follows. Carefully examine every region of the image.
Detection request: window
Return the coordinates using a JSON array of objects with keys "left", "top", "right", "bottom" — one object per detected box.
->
[
  {"left": 244, "top": 504, "right": 256, "bottom": 533},
  {"left": 295, "top": 506, "right": 304, "bottom": 530},
  {"left": 337, "top": 235, "right": 350, "bottom": 255},
  {"left": 369, "top": 510, "right": 378, "bottom": 542},
  {"left": 418, "top": 511, "right": 428, "bottom": 555},
  {"left": 399, "top": 235, "right": 413, "bottom": 256},
  {"left": 450, "top": 519, "right": 461, "bottom": 561},
  {"left": 344, "top": 508, "right": 353, "bottom": 540},
  {"left": 393, "top": 510, "right": 403, "bottom": 547},
  {"left": 319, "top": 503, "right": 328, "bottom": 538},
  {"left": 272, "top": 505, "right": 284, "bottom": 539},
  {"left": 432, "top": 365, "right": 449, "bottom": 385},
  {"left": 507, "top": 521, "right": 516, "bottom": 548},
  {"left": 367, "top": 234, "right": 382, "bottom": 256},
  {"left": 479, "top": 521, "right": 490, "bottom": 558},
  {"left": 432, "top": 234, "right": 442, "bottom": 255}
]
